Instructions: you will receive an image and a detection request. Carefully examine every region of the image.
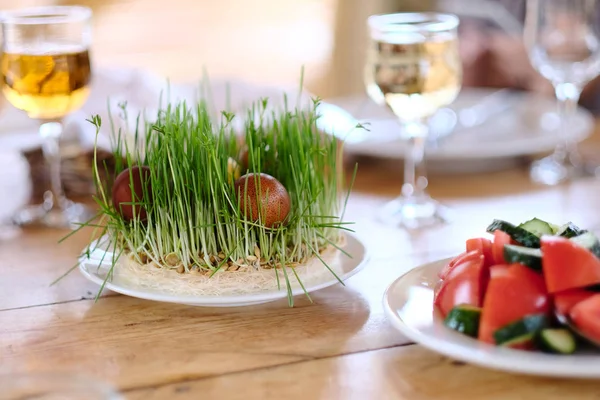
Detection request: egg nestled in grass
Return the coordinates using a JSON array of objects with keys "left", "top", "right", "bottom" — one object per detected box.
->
[
  {"left": 234, "top": 173, "right": 290, "bottom": 228},
  {"left": 112, "top": 166, "right": 152, "bottom": 221}
]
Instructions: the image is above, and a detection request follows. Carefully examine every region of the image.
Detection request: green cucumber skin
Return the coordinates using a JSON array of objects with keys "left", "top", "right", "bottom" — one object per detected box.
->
[
  {"left": 588, "top": 244, "right": 600, "bottom": 259},
  {"left": 537, "top": 329, "right": 577, "bottom": 354},
  {"left": 494, "top": 314, "right": 548, "bottom": 345},
  {"left": 557, "top": 222, "right": 586, "bottom": 239},
  {"left": 444, "top": 306, "right": 481, "bottom": 338},
  {"left": 503, "top": 245, "right": 542, "bottom": 271},
  {"left": 487, "top": 220, "right": 541, "bottom": 248}
]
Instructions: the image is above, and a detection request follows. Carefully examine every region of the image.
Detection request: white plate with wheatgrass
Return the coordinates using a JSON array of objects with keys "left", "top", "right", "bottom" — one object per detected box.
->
[{"left": 64, "top": 87, "right": 368, "bottom": 307}]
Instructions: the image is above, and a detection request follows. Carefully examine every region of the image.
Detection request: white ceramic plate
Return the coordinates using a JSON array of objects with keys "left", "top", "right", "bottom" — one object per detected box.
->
[
  {"left": 79, "top": 233, "right": 368, "bottom": 307},
  {"left": 383, "top": 258, "right": 600, "bottom": 378},
  {"left": 329, "top": 88, "right": 594, "bottom": 173}
]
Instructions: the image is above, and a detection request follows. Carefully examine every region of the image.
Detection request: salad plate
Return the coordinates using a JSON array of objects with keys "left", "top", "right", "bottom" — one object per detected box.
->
[
  {"left": 79, "top": 233, "right": 368, "bottom": 307},
  {"left": 383, "top": 259, "right": 600, "bottom": 379}
]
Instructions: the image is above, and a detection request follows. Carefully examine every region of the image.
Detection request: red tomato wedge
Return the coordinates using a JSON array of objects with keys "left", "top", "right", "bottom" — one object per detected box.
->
[
  {"left": 478, "top": 264, "right": 550, "bottom": 344},
  {"left": 570, "top": 294, "right": 600, "bottom": 343},
  {"left": 541, "top": 236, "right": 600, "bottom": 293},
  {"left": 554, "top": 289, "right": 596, "bottom": 316},
  {"left": 466, "top": 238, "right": 494, "bottom": 267},
  {"left": 439, "top": 250, "right": 482, "bottom": 280},
  {"left": 438, "top": 252, "right": 466, "bottom": 279},
  {"left": 491, "top": 230, "right": 511, "bottom": 265},
  {"left": 434, "top": 255, "right": 487, "bottom": 317}
]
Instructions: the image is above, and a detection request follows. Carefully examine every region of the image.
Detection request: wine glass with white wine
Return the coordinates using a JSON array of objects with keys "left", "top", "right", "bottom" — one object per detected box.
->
[
  {"left": 525, "top": 0, "right": 600, "bottom": 185},
  {"left": 1, "top": 6, "right": 95, "bottom": 228},
  {"left": 365, "top": 13, "right": 462, "bottom": 229}
]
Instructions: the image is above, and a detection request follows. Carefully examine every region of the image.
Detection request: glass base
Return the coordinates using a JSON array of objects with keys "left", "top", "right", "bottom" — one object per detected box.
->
[
  {"left": 13, "top": 201, "right": 95, "bottom": 229},
  {"left": 529, "top": 156, "right": 591, "bottom": 186},
  {"left": 379, "top": 195, "right": 450, "bottom": 230}
]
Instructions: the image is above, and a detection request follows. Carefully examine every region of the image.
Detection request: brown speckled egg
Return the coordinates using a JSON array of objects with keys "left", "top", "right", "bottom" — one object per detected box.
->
[
  {"left": 234, "top": 173, "right": 290, "bottom": 228},
  {"left": 112, "top": 166, "right": 152, "bottom": 221}
]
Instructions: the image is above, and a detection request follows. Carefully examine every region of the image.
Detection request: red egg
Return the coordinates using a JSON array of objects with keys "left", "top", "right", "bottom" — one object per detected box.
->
[
  {"left": 112, "top": 166, "right": 152, "bottom": 221},
  {"left": 234, "top": 173, "right": 290, "bottom": 228}
]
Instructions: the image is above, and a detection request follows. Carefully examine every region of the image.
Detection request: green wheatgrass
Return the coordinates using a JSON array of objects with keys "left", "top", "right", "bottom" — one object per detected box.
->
[{"left": 62, "top": 88, "right": 358, "bottom": 306}]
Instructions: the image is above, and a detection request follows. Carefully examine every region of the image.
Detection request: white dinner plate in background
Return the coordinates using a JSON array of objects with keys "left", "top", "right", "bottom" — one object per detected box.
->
[{"left": 326, "top": 88, "right": 594, "bottom": 173}]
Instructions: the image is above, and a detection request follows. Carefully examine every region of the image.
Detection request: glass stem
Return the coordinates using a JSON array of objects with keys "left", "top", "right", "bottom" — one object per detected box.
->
[
  {"left": 40, "top": 121, "right": 66, "bottom": 211},
  {"left": 402, "top": 120, "right": 428, "bottom": 199},
  {"left": 554, "top": 82, "right": 581, "bottom": 166}
]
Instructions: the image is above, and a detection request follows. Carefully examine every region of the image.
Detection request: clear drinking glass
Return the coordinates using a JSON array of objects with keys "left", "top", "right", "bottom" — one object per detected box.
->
[
  {"left": 365, "top": 13, "right": 462, "bottom": 229},
  {"left": 0, "top": 6, "right": 95, "bottom": 228},
  {"left": 525, "top": 0, "right": 600, "bottom": 185},
  {"left": 0, "top": 373, "right": 123, "bottom": 400}
]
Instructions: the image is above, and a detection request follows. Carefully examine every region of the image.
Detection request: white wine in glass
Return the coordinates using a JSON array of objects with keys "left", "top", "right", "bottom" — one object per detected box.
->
[
  {"left": 1, "top": 6, "right": 95, "bottom": 228},
  {"left": 525, "top": 0, "right": 600, "bottom": 185},
  {"left": 365, "top": 13, "right": 462, "bottom": 229},
  {"left": 2, "top": 49, "right": 91, "bottom": 119}
]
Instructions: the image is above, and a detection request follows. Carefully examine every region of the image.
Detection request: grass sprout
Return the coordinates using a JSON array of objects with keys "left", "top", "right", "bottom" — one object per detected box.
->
[{"left": 66, "top": 84, "right": 358, "bottom": 306}]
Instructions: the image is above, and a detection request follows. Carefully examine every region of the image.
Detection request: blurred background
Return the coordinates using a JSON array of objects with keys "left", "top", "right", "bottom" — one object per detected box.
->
[
  {"left": 3, "top": 0, "right": 600, "bottom": 224},
  {"left": 2, "top": 0, "right": 597, "bottom": 108},
  {"left": 0, "top": 0, "right": 412, "bottom": 99}
]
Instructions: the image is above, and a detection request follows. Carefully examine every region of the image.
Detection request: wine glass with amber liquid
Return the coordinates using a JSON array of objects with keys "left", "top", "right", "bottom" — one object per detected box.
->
[
  {"left": 1, "top": 6, "right": 94, "bottom": 228},
  {"left": 365, "top": 13, "right": 462, "bottom": 229}
]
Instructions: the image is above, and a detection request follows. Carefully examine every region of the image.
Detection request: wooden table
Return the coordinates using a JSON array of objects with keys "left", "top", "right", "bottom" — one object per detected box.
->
[{"left": 3, "top": 149, "right": 600, "bottom": 399}]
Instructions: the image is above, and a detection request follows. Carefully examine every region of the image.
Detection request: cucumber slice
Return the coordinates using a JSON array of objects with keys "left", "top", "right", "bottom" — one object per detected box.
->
[
  {"left": 494, "top": 314, "right": 548, "bottom": 345},
  {"left": 518, "top": 218, "right": 554, "bottom": 237},
  {"left": 570, "top": 231, "right": 600, "bottom": 258},
  {"left": 549, "top": 222, "right": 561, "bottom": 234},
  {"left": 500, "top": 334, "right": 535, "bottom": 350},
  {"left": 555, "top": 222, "right": 586, "bottom": 239},
  {"left": 444, "top": 305, "right": 481, "bottom": 338},
  {"left": 537, "top": 329, "right": 576, "bottom": 354},
  {"left": 503, "top": 244, "right": 542, "bottom": 270},
  {"left": 487, "top": 219, "right": 541, "bottom": 248}
]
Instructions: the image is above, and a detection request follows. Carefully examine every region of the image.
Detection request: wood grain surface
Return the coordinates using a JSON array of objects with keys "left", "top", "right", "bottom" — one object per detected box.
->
[
  {"left": 3, "top": 2, "right": 600, "bottom": 398},
  {"left": 3, "top": 152, "right": 600, "bottom": 398}
]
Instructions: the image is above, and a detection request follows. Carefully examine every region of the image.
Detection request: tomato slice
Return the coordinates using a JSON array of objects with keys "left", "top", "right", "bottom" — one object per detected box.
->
[
  {"left": 570, "top": 294, "right": 600, "bottom": 343},
  {"left": 449, "top": 252, "right": 467, "bottom": 268},
  {"left": 439, "top": 250, "right": 482, "bottom": 280},
  {"left": 492, "top": 230, "right": 511, "bottom": 265},
  {"left": 438, "top": 252, "right": 466, "bottom": 279},
  {"left": 478, "top": 263, "right": 550, "bottom": 343},
  {"left": 434, "top": 255, "right": 488, "bottom": 317},
  {"left": 541, "top": 236, "right": 600, "bottom": 293},
  {"left": 466, "top": 238, "right": 494, "bottom": 267},
  {"left": 554, "top": 289, "right": 596, "bottom": 316}
]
